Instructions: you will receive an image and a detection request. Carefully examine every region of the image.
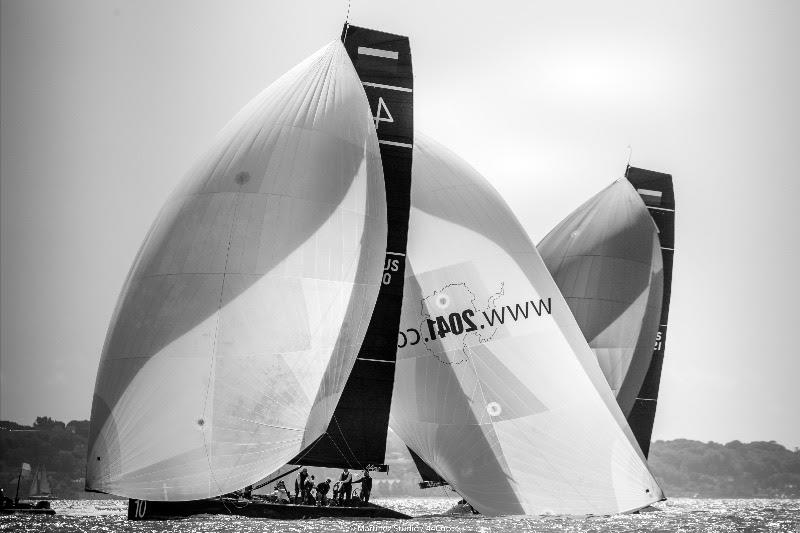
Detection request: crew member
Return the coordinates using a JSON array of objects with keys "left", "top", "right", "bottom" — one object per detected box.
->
[
  {"left": 338, "top": 468, "right": 353, "bottom": 504},
  {"left": 304, "top": 474, "right": 316, "bottom": 505},
  {"left": 353, "top": 469, "right": 373, "bottom": 503},
  {"left": 274, "top": 480, "right": 290, "bottom": 503},
  {"left": 315, "top": 478, "right": 331, "bottom": 506},
  {"left": 297, "top": 468, "right": 309, "bottom": 503}
]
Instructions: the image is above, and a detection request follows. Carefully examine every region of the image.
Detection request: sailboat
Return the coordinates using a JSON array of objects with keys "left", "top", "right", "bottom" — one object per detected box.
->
[
  {"left": 86, "top": 24, "right": 413, "bottom": 520},
  {"left": 619, "top": 167, "right": 675, "bottom": 457},
  {"left": 404, "top": 163, "right": 676, "bottom": 494},
  {"left": 540, "top": 167, "right": 677, "bottom": 457},
  {"left": 0, "top": 463, "right": 55, "bottom": 515},
  {"left": 86, "top": 20, "right": 670, "bottom": 520},
  {"left": 389, "top": 133, "right": 664, "bottom": 516}
]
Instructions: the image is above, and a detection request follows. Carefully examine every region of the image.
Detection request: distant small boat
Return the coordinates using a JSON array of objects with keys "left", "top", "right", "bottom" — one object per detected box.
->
[
  {"left": 0, "top": 501, "right": 55, "bottom": 516},
  {"left": 0, "top": 463, "right": 55, "bottom": 515}
]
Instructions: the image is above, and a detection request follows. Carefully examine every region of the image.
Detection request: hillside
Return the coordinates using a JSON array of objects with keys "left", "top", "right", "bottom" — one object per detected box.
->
[{"left": 2, "top": 417, "right": 798, "bottom": 499}]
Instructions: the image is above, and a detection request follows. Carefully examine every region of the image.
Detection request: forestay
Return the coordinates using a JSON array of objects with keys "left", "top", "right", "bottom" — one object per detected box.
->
[
  {"left": 538, "top": 179, "right": 664, "bottom": 417},
  {"left": 390, "top": 133, "right": 663, "bottom": 516},
  {"left": 86, "top": 41, "right": 386, "bottom": 500}
]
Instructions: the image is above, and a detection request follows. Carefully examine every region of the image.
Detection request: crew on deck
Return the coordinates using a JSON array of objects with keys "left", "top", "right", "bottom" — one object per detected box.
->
[
  {"left": 296, "top": 468, "right": 309, "bottom": 503},
  {"left": 304, "top": 475, "right": 316, "bottom": 505},
  {"left": 273, "top": 480, "right": 291, "bottom": 503},
  {"left": 353, "top": 469, "right": 373, "bottom": 502},
  {"left": 315, "top": 478, "right": 332, "bottom": 506},
  {"left": 261, "top": 466, "right": 377, "bottom": 507},
  {"left": 338, "top": 468, "right": 353, "bottom": 503}
]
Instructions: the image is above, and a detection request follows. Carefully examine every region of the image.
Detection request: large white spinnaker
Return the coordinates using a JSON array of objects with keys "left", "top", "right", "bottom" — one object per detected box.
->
[
  {"left": 538, "top": 180, "right": 664, "bottom": 417},
  {"left": 86, "top": 41, "right": 386, "bottom": 500},
  {"left": 390, "top": 132, "right": 663, "bottom": 516}
]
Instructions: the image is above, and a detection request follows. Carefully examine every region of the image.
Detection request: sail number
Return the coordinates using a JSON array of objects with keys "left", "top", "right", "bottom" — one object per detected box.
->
[
  {"left": 654, "top": 330, "right": 665, "bottom": 352},
  {"left": 373, "top": 97, "right": 394, "bottom": 130},
  {"left": 133, "top": 499, "right": 147, "bottom": 518},
  {"left": 382, "top": 257, "right": 401, "bottom": 285}
]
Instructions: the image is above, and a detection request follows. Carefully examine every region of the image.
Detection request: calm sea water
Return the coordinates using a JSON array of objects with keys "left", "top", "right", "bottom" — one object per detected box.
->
[{"left": 2, "top": 498, "right": 799, "bottom": 532}]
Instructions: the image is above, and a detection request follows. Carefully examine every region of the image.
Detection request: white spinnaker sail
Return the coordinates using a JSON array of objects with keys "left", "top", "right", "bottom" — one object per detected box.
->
[
  {"left": 538, "top": 180, "right": 664, "bottom": 417},
  {"left": 86, "top": 41, "right": 386, "bottom": 500},
  {"left": 390, "top": 132, "right": 662, "bottom": 516}
]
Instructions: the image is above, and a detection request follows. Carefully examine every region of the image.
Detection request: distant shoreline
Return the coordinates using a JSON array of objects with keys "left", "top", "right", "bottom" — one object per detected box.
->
[{"left": 3, "top": 418, "right": 799, "bottom": 499}]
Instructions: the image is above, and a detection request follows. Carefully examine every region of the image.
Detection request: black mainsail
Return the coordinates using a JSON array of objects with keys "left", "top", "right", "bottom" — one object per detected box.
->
[
  {"left": 291, "top": 25, "right": 414, "bottom": 469},
  {"left": 624, "top": 166, "right": 675, "bottom": 458}
]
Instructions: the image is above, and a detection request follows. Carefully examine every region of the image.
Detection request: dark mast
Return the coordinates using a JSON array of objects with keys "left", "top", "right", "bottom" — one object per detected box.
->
[
  {"left": 290, "top": 25, "right": 414, "bottom": 469},
  {"left": 625, "top": 166, "right": 675, "bottom": 458}
]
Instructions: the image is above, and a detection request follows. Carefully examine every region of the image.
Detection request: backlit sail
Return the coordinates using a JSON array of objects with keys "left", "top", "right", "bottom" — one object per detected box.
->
[
  {"left": 86, "top": 40, "right": 387, "bottom": 500},
  {"left": 538, "top": 179, "right": 664, "bottom": 417},
  {"left": 389, "top": 133, "right": 663, "bottom": 515}
]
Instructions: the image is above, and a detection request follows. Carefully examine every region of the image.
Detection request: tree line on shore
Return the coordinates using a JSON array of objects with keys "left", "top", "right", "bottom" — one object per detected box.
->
[{"left": 2, "top": 417, "right": 798, "bottom": 499}]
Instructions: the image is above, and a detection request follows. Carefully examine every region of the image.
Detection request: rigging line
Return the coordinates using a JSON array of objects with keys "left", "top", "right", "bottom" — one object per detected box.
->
[
  {"left": 626, "top": 144, "right": 633, "bottom": 174},
  {"left": 327, "top": 431, "right": 357, "bottom": 470},
  {"left": 343, "top": 0, "right": 352, "bottom": 42},
  {"left": 332, "top": 414, "right": 364, "bottom": 470}
]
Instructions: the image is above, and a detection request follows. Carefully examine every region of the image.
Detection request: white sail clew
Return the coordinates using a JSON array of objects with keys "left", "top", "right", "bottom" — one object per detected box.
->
[
  {"left": 538, "top": 180, "right": 664, "bottom": 416},
  {"left": 390, "top": 132, "right": 663, "bottom": 516},
  {"left": 86, "top": 41, "right": 386, "bottom": 500}
]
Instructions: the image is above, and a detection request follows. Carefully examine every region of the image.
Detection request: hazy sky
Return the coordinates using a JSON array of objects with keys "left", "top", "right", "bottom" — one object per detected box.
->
[{"left": 2, "top": 0, "right": 799, "bottom": 448}]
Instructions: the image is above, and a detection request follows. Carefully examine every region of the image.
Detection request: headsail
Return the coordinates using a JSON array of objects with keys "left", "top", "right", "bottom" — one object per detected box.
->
[
  {"left": 292, "top": 24, "right": 413, "bottom": 469},
  {"left": 407, "top": 446, "right": 447, "bottom": 488},
  {"left": 29, "top": 465, "right": 51, "bottom": 497},
  {"left": 390, "top": 132, "right": 663, "bottom": 516},
  {"left": 538, "top": 179, "right": 664, "bottom": 417},
  {"left": 624, "top": 167, "right": 675, "bottom": 458},
  {"left": 86, "top": 40, "right": 387, "bottom": 500}
]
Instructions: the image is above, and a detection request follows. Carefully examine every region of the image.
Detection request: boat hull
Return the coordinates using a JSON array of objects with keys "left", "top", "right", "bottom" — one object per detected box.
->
[
  {"left": 127, "top": 498, "right": 409, "bottom": 520},
  {"left": 0, "top": 500, "right": 55, "bottom": 515},
  {"left": 0, "top": 508, "right": 56, "bottom": 515}
]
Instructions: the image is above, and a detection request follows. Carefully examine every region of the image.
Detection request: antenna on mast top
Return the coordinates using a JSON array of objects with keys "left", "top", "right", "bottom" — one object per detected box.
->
[
  {"left": 625, "top": 145, "right": 633, "bottom": 176},
  {"left": 343, "top": 0, "right": 352, "bottom": 42}
]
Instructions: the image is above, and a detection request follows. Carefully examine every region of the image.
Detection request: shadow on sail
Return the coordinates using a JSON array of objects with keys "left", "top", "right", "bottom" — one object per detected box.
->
[
  {"left": 390, "top": 132, "right": 664, "bottom": 516},
  {"left": 538, "top": 179, "right": 664, "bottom": 418},
  {"left": 87, "top": 40, "right": 387, "bottom": 500}
]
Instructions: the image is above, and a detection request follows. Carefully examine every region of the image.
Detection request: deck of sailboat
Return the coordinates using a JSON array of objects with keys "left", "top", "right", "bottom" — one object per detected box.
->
[
  {"left": 0, "top": 501, "right": 56, "bottom": 516},
  {"left": 128, "top": 498, "right": 410, "bottom": 520}
]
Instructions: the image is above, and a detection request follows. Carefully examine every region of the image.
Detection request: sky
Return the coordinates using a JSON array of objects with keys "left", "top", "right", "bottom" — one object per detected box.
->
[{"left": 1, "top": 0, "right": 799, "bottom": 449}]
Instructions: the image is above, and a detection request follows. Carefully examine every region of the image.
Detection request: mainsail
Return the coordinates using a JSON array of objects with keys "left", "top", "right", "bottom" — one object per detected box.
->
[
  {"left": 389, "top": 133, "right": 663, "bottom": 515},
  {"left": 86, "top": 40, "right": 388, "bottom": 500},
  {"left": 538, "top": 179, "right": 664, "bottom": 417},
  {"left": 624, "top": 167, "right": 675, "bottom": 458},
  {"left": 291, "top": 25, "right": 413, "bottom": 469}
]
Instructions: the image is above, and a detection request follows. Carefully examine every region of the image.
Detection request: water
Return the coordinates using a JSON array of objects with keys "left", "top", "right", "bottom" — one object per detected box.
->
[{"left": 2, "top": 498, "right": 799, "bottom": 532}]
